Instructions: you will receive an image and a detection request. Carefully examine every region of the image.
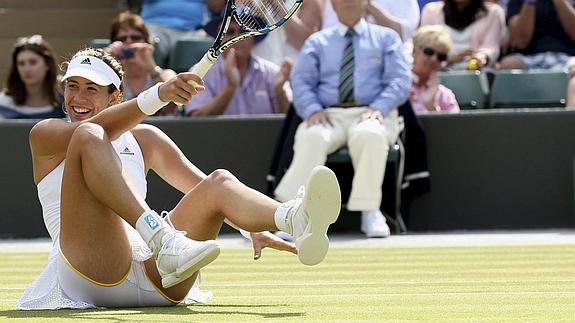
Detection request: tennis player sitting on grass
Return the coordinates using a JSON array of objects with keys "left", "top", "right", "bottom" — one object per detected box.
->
[{"left": 17, "top": 48, "right": 341, "bottom": 310}]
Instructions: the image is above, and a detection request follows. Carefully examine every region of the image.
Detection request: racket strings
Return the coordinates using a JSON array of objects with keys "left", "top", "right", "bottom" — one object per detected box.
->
[{"left": 235, "top": 0, "right": 297, "bottom": 30}]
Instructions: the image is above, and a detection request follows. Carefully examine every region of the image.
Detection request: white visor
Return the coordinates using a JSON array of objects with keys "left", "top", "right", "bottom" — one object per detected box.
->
[{"left": 62, "top": 55, "right": 121, "bottom": 89}]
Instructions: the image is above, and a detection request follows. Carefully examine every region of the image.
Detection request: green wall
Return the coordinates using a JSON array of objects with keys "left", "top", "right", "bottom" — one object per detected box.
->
[{"left": 1, "top": 110, "right": 574, "bottom": 238}]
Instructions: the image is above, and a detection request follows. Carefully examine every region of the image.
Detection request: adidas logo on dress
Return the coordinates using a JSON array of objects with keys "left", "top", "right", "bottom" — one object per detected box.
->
[
  {"left": 120, "top": 147, "right": 134, "bottom": 155},
  {"left": 80, "top": 57, "right": 91, "bottom": 65}
]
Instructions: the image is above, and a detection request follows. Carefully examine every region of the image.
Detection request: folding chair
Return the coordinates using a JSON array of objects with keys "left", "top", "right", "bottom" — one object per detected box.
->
[
  {"left": 489, "top": 70, "right": 569, "bottom": 109},
  {"left": 439, "top": 70, "right": 489, "bottom": 109}
]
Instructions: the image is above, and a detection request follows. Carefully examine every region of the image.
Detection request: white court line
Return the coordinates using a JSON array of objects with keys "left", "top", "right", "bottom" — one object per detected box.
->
[
  {"left": 3, "top": 278, "right": 575, "bottom": 290},
  {"left": 0, "top": 279, "right": 575, "bottom": 290},
  {"left": 2, "top": 230, "right": 575, "bottom": 252},
  {"left": 211, "top": 291, "right": 575, "bottom": 300},
  {"left": 2, "top": 291, "right": 575, "bottom": 304},
  {"left": 203, "top": 279, "right": 575, "bottom": 287}
]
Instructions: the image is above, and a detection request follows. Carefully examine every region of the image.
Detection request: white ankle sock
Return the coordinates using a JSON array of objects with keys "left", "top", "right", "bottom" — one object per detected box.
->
[
  {"left": 274, "top": 201, "right": 294, "bottom": 233},
  {"left": 135, "top": 210, "right": 169, "bottom": 254}
]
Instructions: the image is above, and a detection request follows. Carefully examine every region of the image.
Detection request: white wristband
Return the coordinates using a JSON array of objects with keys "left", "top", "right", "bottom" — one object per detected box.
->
[{"left": 137, "top": 82, "right": 167, "bottom": 115}]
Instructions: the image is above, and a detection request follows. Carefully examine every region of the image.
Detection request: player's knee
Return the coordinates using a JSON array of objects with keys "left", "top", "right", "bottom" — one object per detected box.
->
[
  {"left": 71, "top": 123, "right": 106, "bottom": 144},
  {"left": 206, "top": 169, "right": 238, "bottom": 186}
]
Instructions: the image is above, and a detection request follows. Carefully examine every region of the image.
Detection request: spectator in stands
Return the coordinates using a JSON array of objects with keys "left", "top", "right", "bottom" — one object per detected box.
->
[
  {"left": 323, "top": 0, "right": 421, "bottom": 42},
  {"left": 421, "top": 0, "right": 505, "bottom": 70},
  {"left": 567, "top": 58, "right": 575, "bottom": 108},
  {"left": 322, "top": 0, "right": 419, "bottom": 41},
  {"left": 105, "top": 11, "right": 178, "bottom": 115},
  {"left": 274, "top": 0, "right": 411, "bottom": 238},
  {"left": 411, "top": 26, "right": 460, "bottom": 113},
  {"left": 0, "top": 35, "right": 64, "bottom": 119},
  {"left": 140, "top": 0, "right": 225, "bottom": 67},
  {"left": 419, "top": 0, "right": 440, "bottom": 11},
  {"left": 498, "top": 0, "right": 575, "bottom": 71},
  {"left": 253, "top": 0, "right": 324, "bottom": 66},
  {"left": 184, "top": 18, "right": 291, "bottom": 116}
]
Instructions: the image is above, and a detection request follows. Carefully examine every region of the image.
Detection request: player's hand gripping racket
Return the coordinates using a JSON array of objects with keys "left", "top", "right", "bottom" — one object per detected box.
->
[{"left": 190, "top": 0, "right": 303, "bottom": 80}]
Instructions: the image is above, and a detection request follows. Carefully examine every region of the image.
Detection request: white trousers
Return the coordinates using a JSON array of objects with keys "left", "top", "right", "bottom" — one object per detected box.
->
[{"left": 274, "top": 107, "right": 399, "bottom": 211}]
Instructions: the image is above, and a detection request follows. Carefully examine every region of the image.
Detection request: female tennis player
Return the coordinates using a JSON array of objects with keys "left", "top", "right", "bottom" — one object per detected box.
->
[{"left": 17, "top": 48, "right": 341, "bottom": 310}]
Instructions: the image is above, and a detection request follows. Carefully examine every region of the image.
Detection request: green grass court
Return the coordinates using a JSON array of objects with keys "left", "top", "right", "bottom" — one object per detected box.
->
[{"left": 1, "top": 244, "right": 575, "bottom": 321}]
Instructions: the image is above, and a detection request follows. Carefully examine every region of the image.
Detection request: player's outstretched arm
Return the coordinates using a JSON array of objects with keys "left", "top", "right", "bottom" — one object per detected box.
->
[{"left": 30, "top": 73, "right": 204, "bottom": 161}]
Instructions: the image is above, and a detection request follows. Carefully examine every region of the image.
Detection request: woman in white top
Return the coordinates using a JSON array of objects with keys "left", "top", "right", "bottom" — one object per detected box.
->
[
  {"left": 0, "top": 35, "right": 64, "bottom": 119},
  {"left": 18, "top": 48, "right": 341, "bottom": 310}
]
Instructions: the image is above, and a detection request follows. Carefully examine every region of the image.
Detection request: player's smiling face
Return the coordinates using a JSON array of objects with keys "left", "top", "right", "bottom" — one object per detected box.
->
[{"left": 64, "top": 76, "right": 119, "bottom": 122}]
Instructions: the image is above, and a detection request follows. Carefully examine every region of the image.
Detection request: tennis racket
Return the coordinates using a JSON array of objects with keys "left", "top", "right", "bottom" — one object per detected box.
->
[{"left": 190, "top": 0, "right": 303, "bottom": 79}]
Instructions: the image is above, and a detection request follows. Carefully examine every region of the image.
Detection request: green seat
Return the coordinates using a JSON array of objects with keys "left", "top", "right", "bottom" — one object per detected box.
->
[
  {"left": 89, "top": 38, "right": 110, "bottom": 49},
  {"left": 326, "top": 141, "right": 406, "bottom": 234},
  {"left": 168, "top": 37, "right": 214, "bottom": 73},
  {"left": 489, "top": 70, "right": 569, "bottom": 109},
  {"left": 439, "top": 70, "right": 489, "bottom": 109}
]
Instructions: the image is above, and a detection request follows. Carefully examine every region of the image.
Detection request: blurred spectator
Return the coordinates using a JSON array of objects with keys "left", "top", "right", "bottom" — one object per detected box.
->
[
  {"left": 184, "top": 18, "right": 291, "bottom": 116},
  {"left": 421, "top": 0, "right": 505, "bottom": 70},
  {"left": 411, "top": 26, "right": 460, "bottom": 114},
  {"left": 567, "top": 58, "right": 575, "bottom": 108},
  {"left": 498, "top": 0, "right": 575, "bottom": 71},
  {"left": 0, "top": 35, "right": 64, "bottom": 119},
  {"left": 568, "top": 77, "right": 575, "bottom": 108},
  {"left": 323, "top": 0, "right": 420, "bottom": 42},
  {"left": 419, "top": 0, "right": 440, "bottom": 11},
  {"left": 105, "top": 11, "right": 178, "bottom": 115},
  {"left": 274, "top": 0, "right": 411, "bottom": 238},
  {"left": 253, "top": 0, "right": 323, "bottom": 66},
  {"left": 487, "top": 0, "right": 509, "bottom": 12},
  {"left": 140, "top": 0, "right": 225, "bottom": 66}
]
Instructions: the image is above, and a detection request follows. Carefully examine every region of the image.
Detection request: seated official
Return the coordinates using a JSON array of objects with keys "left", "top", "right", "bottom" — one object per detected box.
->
[{"left": 274, "top": 0, "right": 411, "bottom": 238}]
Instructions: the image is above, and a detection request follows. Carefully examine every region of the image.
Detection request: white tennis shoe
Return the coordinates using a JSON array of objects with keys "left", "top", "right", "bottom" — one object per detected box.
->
[
  {"left": 155, "top": 230, "right": 220, "bottom": 288},
  {"left": 284, "top": 166, "right": 341, "bottom": 266}
]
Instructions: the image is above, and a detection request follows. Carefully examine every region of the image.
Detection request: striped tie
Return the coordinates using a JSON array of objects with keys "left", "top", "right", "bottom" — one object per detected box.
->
[{"left": 339, "top": 28, "right": 355, "bottom": 104}]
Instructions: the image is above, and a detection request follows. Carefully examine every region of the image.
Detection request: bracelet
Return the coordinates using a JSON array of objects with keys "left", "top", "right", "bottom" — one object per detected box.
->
[{"left": 136, "top": 82, "right": 168, "bottom": 115}]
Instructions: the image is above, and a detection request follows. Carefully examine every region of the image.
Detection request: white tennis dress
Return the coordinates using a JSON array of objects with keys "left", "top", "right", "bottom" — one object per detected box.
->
[{"left": 17, "top": 131, "right": 211, "bottom": 310}]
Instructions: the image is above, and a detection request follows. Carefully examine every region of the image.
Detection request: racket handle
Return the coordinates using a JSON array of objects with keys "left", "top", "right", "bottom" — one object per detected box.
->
[{"left": 190, "top": 52, "right": 217, "bottom": 80}]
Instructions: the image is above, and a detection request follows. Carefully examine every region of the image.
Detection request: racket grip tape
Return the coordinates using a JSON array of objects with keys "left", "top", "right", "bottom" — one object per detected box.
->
[{"left": 189, "top": 52, "right": 217, "bottom": 83}]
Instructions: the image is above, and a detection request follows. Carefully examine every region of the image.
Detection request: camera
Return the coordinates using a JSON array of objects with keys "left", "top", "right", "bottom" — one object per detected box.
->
[{"left": 117, "top": 47, "right": 135, "bottom": 60}]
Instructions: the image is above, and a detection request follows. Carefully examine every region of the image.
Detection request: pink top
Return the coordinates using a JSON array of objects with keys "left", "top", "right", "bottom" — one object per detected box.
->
[
  {"left": 420, "top": 2, "right": 505, "bottom": 65},
  {"left": 410, "top": 83, "right": 460, "bottom": 114}
]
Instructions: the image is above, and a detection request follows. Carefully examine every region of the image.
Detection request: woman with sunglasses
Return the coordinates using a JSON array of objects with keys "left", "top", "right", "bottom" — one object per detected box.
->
[
  {"left": 106, "top": 11, "right": 178, "bottom": 115},
  {"left": 0, "top": 35, "right": 64, "bottom": 119},
  {"left": 410, "top": 25, "right": 460, "bottom": 113},
  {"left": 421, "top": 0, "right": 505, "bottom": 70}
]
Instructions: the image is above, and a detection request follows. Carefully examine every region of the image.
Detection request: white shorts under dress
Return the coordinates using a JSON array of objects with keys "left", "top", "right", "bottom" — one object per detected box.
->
[{"left": 57, "top": 246, "right": 176, "bottom": 308}]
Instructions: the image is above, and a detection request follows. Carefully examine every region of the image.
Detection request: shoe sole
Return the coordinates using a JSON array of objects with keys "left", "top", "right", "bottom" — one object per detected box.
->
[
  {"left": 161, "top": 241, "right": 220, "bottom": 289},
  {"left": 296, "top": 166, "right": 341, "bottom": 266}
]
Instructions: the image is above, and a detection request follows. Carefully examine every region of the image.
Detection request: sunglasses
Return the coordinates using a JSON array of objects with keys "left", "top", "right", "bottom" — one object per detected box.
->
[
  {"left": 422, "top": 47, "right": 448, "bottom": 62},
  {"left": 115, "top": 34, "right": 144, "bottom": 42},
  {"left": 16, "top": 34, "right": 43, "bottom": 46}
]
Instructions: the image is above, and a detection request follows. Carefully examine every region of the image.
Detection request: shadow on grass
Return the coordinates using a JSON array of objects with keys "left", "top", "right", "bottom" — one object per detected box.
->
[{"left": 0, "top": 304, "right": 305, "bottom": 320}]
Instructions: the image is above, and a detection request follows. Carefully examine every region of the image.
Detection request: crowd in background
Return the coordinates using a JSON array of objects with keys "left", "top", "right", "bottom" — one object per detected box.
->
[{"left": 0, "top": 0, "right": 573, "bottom": 119}]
